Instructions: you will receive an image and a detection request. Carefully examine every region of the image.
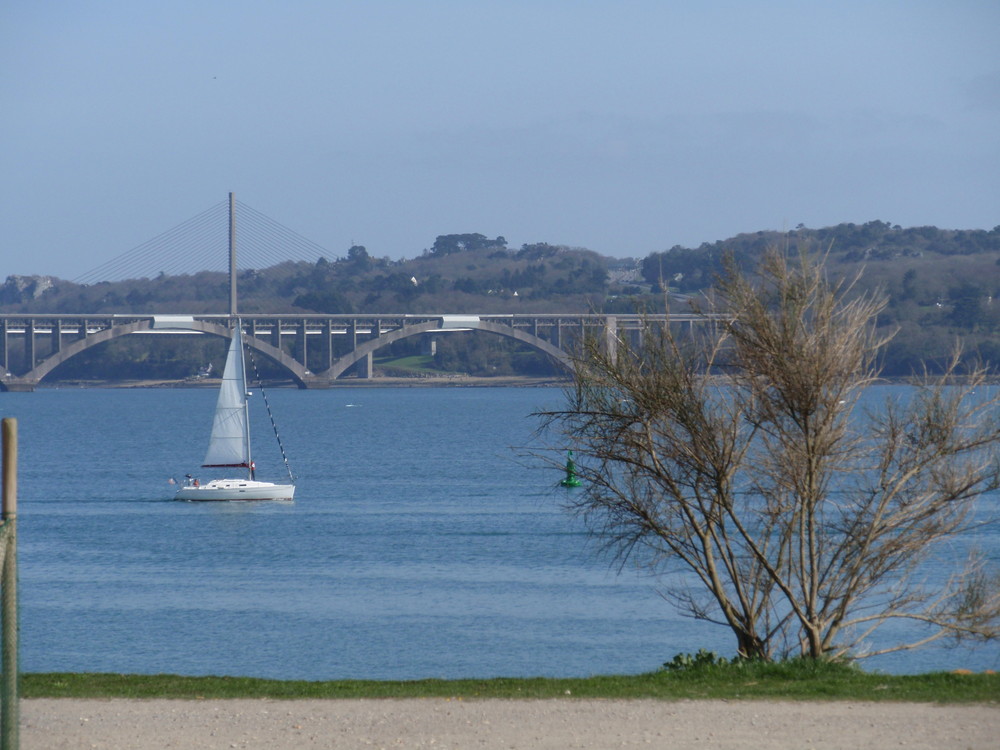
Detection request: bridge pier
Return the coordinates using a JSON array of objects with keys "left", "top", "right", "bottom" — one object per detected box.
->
[
  {"left": 356, "top": 351, "right": 373, "bottom": 379},
  {"left": 351, "top": 320, "right": 374, "bottom": 379},
  {"left": 0, "top": 380, "right": 35, "bottom": 393},
  {"left": 25, "top": 326, "right": 34, "bottom": 374},
  {"left": 298, "top": 376, "right": 331, "bottom": 389},
  {"left": 319, "top": 320, "right": 333, "bottom": 371}
]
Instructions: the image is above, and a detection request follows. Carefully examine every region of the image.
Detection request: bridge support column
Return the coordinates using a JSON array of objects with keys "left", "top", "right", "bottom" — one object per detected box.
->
[
  {"left": 356, "top": 352, "right": 373, "bottom": 379},
  {"left": 347, "top": 320, "right": 371, "bottom": 378},
  {"left": 25, "top": 321, "right": 35, "bottom": 370},
  {"left": 270, "top": 320, "right": 282, "bottom": 350},
  {"left": 294, "top": 320, "right": 307, "bottom": 370},
  {"left": 320, "top": 320, "right": 333, "bottom": 371}
]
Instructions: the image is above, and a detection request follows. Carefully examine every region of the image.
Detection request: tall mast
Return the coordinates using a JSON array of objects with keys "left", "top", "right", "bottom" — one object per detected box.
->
[
  {"left": 228, "top": 192, "right": 237, "bottom": 318},
  {"left": 228, "top": 193, "right": 249, "bottom": 477},
  {"left": 237, "top": 326, "right": 253, "bottom": 479}
]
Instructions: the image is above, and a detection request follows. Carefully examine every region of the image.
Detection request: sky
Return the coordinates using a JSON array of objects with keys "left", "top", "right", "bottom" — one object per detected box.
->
[{"left": 3, "top": 1, "right": 998, "bottom": 280}]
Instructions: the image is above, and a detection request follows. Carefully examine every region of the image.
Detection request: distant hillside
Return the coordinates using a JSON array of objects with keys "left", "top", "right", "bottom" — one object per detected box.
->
[
  {"left": 0, "top": 235, "right": 620, "bottom": 315},
  {"left": 641, "top": 221, "right": 1000, "bottom": 375},
  {"left": 3, "top": 223, "right": 998, "bottom": 379}
]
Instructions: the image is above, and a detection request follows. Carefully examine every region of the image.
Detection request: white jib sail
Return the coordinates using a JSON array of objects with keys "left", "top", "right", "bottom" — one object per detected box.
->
[{"left": 202, "top": 325, "right": 250, "bottom": 468}]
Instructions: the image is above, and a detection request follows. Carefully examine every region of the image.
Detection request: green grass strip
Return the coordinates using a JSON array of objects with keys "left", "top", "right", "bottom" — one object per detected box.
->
[
  {"left": 22, "top": 662, "right": 1000, "bottom": 703},
  {"left": 373, "top": 355, "right": 442, "bottom": 374}
]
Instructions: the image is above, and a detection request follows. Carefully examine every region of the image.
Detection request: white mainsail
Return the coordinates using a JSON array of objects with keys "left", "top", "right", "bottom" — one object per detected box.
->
[{"left": 201, "top": 325, "right": 251, "bottom": 471}]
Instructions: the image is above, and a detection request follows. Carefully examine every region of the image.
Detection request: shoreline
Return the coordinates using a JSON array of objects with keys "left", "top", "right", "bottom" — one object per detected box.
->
[
  {"left": 34, "top": 373, "right": 996, "bottom": 390},
  {"left": 39, "top": 375, "right": 570, "bottom": 389}
]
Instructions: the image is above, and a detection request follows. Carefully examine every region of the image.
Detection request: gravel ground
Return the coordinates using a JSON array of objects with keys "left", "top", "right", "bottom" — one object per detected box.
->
[{"left": 21, "top": 698, "right": 1000, "bottom": 749}]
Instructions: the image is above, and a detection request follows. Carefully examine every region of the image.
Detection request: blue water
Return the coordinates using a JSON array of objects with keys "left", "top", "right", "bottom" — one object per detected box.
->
[{"left": 2, "top": 386, "right": 998, "bottom": 679}]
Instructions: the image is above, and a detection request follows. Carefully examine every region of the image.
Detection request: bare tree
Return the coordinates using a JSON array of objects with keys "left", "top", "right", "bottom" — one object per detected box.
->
[{"left": 542, "top": 250, "right": 1000, "bottom": 661}]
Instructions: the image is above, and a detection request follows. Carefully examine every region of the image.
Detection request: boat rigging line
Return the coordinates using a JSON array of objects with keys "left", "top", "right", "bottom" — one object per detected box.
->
[{"left": 245, "top": 339, "right": 296, "bottom": 483}]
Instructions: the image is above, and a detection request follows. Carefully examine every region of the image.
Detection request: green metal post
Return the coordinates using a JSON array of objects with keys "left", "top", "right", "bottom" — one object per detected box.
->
[{"left": 1, "top": 417, "right": 18, "bottom": 750}]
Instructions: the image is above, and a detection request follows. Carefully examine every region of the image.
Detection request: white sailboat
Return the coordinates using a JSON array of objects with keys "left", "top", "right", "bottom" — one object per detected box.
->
[{"left": 176, "top": 323, "right": 295, "bottom": 501}]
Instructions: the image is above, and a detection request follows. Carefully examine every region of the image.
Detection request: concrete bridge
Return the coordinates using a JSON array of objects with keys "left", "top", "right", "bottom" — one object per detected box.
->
[{"left": 0, "top": 312, "right": 705, "bottom": 391}]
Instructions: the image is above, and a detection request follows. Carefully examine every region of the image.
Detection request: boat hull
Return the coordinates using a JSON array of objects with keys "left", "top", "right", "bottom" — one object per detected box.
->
[{"left": 175, "top": 479, "right": 295, "bottom": 502}]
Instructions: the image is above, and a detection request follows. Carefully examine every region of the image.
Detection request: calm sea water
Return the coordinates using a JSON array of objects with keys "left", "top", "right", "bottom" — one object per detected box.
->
[{"left": 2, "top": 385, "right": 997, "bottom": 679}]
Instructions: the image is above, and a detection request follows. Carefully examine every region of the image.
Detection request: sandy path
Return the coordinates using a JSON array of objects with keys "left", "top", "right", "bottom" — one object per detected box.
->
[{"left": 20, "top": 698, "right": 1000, "bottom": 749}]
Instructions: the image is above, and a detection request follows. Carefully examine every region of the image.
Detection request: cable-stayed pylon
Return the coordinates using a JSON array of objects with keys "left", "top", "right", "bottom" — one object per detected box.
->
[{"left": 73, "top": 198, "right": 334, "bottom": 284}]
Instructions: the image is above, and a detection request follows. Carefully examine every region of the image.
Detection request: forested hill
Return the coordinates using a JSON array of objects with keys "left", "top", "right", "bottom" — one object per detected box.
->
[
  {"left": 3, "top": 223, "right": 999, "bottom": 378},
  {"left": 641, "top": 222, "right": 1000, "bottom": 374}
]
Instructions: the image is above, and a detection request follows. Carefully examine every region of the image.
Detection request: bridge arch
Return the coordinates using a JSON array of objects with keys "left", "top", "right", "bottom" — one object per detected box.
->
[
  {"left": 183, "top": 321, "right": 310, "bottom": 388},
  {"left": 5, "top": 319, "right": 311, "bottom": 390},
  {"left": 322, "top": 318, "right": 572, "bottom": 380},
  {"left": 473, "top": 319, "right": 572, "bottom": 371},
  {"left": 27, "top": 318, "right": 155, "bottom": 385}
]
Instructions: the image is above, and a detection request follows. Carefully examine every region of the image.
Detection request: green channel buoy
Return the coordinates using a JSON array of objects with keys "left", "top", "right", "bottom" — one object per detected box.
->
[{"left": 560, "top": 450, "right": 582, "bottom": 487}]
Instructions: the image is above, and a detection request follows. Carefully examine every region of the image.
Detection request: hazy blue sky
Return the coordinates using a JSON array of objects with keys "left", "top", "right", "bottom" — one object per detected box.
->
[{"left": 3, "top": 1, "right": 998, "bottom": 279}]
